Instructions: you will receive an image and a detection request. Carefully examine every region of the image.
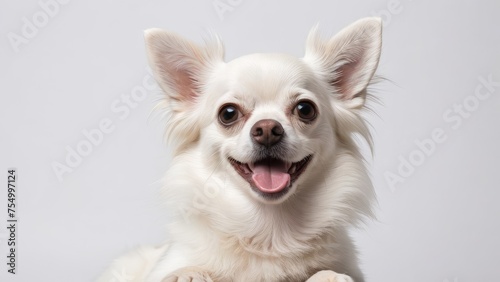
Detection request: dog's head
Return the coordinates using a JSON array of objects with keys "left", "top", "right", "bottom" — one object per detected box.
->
[{"left": 145, "top": 18, "right": 381, "bottom": 205}]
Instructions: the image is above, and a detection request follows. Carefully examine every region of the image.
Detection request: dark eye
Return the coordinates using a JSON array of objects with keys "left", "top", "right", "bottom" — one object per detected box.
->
[
  {"left": 218, "top": 104, "right": 241, "bottom": 125},
  {"left": 294, "top": 100, "right": 317, "bottom": 122}
]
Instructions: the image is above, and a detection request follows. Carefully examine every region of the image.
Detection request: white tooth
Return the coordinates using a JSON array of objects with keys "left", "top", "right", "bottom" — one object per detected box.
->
[
  {"left": 289, "top": 165, "right": 296, "bottom": 174},
  {"left": 243, "top": 164, "right": 251, "bottom": 174},
  {"left": 248, "top": 162, "right": 254, "bottom": 170}
]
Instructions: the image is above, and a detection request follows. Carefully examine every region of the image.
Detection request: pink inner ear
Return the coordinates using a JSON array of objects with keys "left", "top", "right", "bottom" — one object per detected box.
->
[
  {"left": 176, "top": 70, "right": 198, "bottom": 102},
  {"left": 170, "top": 68, "right": 198, "bottom": 103},
  {"left": 331, "top": 56, "right": 363, "bottom": 100}
]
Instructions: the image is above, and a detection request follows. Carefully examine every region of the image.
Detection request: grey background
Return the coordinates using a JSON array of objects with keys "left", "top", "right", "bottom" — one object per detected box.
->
[{"left": 1, "top": 0, "right": 499, "bottom": 281}]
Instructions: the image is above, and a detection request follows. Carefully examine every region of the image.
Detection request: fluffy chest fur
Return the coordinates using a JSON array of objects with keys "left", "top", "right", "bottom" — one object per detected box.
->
[{"left": 145, "top": 147, "right": 370, "bottom": 281}]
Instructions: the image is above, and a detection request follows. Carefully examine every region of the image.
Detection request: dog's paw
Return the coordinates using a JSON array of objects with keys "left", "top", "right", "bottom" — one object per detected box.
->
[
  {"left": 161, "top": 267, "right": 213, "bottom": 282},
  {"left": 306, "top": 270, "right": 354, "bottom": 282}
]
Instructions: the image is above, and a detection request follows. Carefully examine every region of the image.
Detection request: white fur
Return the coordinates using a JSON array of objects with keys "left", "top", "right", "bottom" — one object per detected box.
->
[{"left": 99, "top": 17, "right": 382, "bottom": 282}]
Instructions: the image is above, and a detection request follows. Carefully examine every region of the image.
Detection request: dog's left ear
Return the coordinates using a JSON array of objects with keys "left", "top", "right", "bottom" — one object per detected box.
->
[{"left": 304, "top": 18, "right": 382, "bottom": 108}]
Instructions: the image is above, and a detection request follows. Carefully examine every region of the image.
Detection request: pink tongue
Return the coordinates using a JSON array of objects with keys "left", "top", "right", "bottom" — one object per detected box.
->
[{"left": 251, "top": 159, "right": 290, "bottom": 193}]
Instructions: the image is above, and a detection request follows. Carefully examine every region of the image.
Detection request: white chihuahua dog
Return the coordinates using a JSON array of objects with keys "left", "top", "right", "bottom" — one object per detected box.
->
[{"left": 99, "top": 17, "right": 382, "bottom": 282}]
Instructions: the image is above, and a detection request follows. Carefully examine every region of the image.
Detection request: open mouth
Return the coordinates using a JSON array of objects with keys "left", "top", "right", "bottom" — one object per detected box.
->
[{"left": 229, "top": 155, "right": 312, "bottom": 199}]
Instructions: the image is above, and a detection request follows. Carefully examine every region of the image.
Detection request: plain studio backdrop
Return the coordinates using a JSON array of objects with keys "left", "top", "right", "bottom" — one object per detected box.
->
[{"left": 1, "top": 0, "right": 499, "bottom": 281}]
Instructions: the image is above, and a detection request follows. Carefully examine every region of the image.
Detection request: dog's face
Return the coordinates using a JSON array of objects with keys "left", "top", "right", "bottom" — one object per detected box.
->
[
  {"left": 203, "top": 54, "right": 333, "bottom": 203},
  {"left": 145, "top": 18, "right": 382, "bottom": 204}
]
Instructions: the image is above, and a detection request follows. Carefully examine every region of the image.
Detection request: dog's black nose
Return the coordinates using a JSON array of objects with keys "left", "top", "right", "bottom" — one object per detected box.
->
[{"left": 251, "top": 119, "right": 284, "bottom": 147}]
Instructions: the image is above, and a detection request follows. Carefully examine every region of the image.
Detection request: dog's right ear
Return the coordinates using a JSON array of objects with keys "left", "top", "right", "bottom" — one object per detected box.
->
[
  {"left": 144, "top": 29, "right": 224, "bottom": 150},
  {"left": 144, "top": 29, "right": 225, "bottom": 105}
]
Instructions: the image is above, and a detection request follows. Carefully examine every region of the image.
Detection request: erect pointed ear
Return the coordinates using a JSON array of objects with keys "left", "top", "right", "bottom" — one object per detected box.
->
[
  {"left": 144, "top": 29, "right": 224, "bottom": 106},
  {"left": 304, "top": 18, "right": 382, "bottom": 108},
  {"left": 144, "top": 29, "right": 224, "bottom": 152}
]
